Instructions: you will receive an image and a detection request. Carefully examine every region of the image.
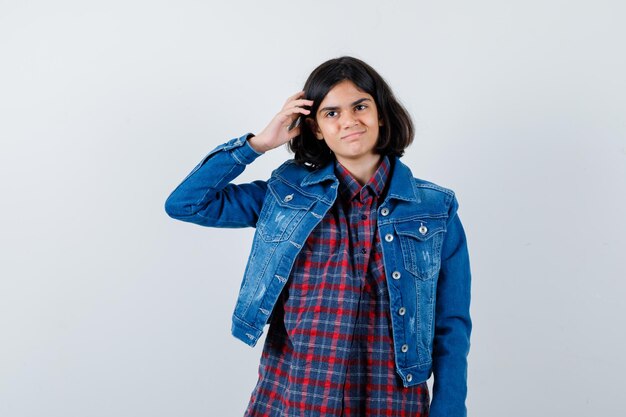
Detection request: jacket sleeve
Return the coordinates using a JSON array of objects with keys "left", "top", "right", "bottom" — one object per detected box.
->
[
  {"left": 430, "top": 195, "right": 472, "bottom": 417},
  {"left": 164, "top": 133, "right": 268, "bottom": 228}
]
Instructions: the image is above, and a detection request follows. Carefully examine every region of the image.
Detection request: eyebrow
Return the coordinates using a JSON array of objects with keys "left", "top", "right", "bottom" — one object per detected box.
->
[{"left": 318, "top": 97, "right": 372, "bottom": 113}]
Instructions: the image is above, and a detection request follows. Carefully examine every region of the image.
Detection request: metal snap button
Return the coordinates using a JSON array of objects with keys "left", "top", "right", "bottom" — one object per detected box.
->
[
  {"left": 401, "top": 344, "right": 409, "bottom": 353},
  {"left": 283, "top": 194, "right": 294, "bottom": 202},
  {"left": 384, "top": 234, "right": 394, "bottom": 242},
  {"left": 419, "top": 224, "right": 428, "bottom": 235},
  {"left": 398, "top": 307, "right": 406, "bottom": 316},
  {"left": 381, "top": 207, "right": 390, "bottom": 216},
  {"left": 406, "top": 374, "right": 413, "bottom": 382},
  {"left": 392, "top": 271, "right": 401, "bottom": 280}
]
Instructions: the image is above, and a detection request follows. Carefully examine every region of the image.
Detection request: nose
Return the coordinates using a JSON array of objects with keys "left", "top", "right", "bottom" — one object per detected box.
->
[{"left": 340, "top": 112, "right": 359, "bottom": 128}]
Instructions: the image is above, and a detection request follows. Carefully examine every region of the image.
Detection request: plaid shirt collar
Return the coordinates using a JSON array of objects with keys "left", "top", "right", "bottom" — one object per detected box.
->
[{"left": 335, "top": 156, "right": 391, "bottom": 203}]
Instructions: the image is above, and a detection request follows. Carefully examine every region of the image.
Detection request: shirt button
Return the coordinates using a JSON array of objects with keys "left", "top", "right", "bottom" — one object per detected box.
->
[
  {"left": 361, "top": 214, "right": 367, "bottom": 220},
  {"left": 384, "top": 234, "right": 394, "bottom": 242},
  {"left": 381, "top": 207, "right": 390, "bottom": 216},
  {"left": 401, "top": 344, "right": 409, "bottom": 353},
  {"left": 360, "top": 247, "right": 367, "bottom": 254},
  {"left": 399, "top": 307, "right": 406, "bottom": 316},
  {"left": 406, "top": 374, "right": 413, "bottom": 382}
]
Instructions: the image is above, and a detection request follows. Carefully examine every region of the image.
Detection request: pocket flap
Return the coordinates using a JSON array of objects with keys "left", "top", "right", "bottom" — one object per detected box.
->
[
  {"left": 394, "top": 218, "right": 446, "bottom": 241},
  {"left": 267, "top": 180, "right": 316, "bottom": 210}
]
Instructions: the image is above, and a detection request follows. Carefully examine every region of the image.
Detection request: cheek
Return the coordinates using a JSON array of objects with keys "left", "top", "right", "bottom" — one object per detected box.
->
[
  {"left": 318, "top": 121, "right": 337, "bottom": 136},
  {"left": 368, "top": 112, "right": 381, "bottom": 125}
]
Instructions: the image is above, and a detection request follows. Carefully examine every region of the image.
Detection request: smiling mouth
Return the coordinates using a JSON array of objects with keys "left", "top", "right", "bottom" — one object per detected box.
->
[{"left": 341, "top": 131, "right": 365, "bottom": 140}]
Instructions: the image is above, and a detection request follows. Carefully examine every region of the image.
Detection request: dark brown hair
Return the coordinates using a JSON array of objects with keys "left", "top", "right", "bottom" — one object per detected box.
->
[{"left": 288, "top": 56, "right": 414, "bottom": 168}]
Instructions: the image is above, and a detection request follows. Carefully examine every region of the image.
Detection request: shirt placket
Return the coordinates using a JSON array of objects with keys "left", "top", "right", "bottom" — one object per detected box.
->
[{"left": 351, "top": 190, "right": 375, "bottom": 282}]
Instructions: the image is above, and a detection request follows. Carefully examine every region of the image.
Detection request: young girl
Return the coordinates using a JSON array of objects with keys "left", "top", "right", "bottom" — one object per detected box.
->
[{"left": 165, "top": 56, "right": 472, "bottom": 417}]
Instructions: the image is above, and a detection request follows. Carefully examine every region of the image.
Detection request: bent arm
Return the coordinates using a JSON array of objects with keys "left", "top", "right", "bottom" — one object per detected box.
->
[
  {"left": 430, "top": 195, "right": 472, "bottom": 417},
  {"left": 164, "top": 133, "right": 267, "bottom": 228}
]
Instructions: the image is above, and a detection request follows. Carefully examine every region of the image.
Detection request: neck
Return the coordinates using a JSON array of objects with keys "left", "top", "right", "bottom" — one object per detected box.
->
[{"left": 336, "top": 154, "right": 382, "bottom": 186}]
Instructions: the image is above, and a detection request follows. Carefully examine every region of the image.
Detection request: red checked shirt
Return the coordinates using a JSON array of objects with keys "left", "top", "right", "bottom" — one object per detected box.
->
[{"left": 245, "top": 157, "right": 430, "bottom": 417}]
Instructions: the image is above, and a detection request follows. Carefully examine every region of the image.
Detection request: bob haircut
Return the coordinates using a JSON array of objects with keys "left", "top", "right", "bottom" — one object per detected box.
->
[{"left": 289, "top": 56, "right": 414, "bottom": 168}]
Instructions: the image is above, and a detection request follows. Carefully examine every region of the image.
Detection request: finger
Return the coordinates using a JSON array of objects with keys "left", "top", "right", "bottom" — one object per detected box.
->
[
  {"left": 281, "top": 106, "right": 311, "bottom": 118},
  {"left": 289, "top": 98, "right": 314, "bottom": 106},
  {"left": 282, "top": 99, "right": 314, "bottom": 112},
  {"left": 284, "top": 90, "right": 305, "bottom": 105}
]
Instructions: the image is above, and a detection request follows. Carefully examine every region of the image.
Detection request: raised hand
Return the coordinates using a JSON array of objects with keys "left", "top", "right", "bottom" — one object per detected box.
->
[{"left": 248, "top": 91, "right": 313, "bottom": 153}]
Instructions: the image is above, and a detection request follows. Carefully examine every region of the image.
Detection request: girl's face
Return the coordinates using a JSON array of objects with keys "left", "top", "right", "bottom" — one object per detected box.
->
[{"left": 308, "top": 80, "right": 383, "bottom": 169}]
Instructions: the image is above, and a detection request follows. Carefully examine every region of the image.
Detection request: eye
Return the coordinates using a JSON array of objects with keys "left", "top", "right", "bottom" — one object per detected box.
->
[
  {"left": 355, "top": 104, "right": 367, "bottom": 111},
  {"left": 325, "top": 110, "right": 337, "bottom": 118}
]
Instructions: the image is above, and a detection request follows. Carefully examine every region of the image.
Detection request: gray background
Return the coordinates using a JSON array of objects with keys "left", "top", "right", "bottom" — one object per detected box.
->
[{"left": 1, "top": 1, "right": 625, "bottom": 416}]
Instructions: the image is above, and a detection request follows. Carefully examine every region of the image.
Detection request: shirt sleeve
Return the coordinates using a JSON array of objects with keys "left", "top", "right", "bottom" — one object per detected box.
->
[
  {"left": 429, "top": 195, "right": 472, "bottom": 417},
  {"left": 164, "top": 133, "right": 268, "bottom": 228}
]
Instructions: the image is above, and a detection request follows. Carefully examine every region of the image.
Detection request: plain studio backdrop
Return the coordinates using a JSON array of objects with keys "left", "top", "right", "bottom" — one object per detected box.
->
[{"left": 1, "top": 1, "right": 625, "bottom": 416}]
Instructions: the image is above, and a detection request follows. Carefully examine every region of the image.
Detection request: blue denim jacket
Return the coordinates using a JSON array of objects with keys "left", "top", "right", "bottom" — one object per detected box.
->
[{"left": 165, "top": 133, "right": 472, "bottom": 417}]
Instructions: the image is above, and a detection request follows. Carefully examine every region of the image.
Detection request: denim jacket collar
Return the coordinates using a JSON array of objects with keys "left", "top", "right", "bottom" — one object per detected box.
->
[
  {"left": 300, "top": 160, "right": 338, "bottom": 186},
  {"left": 295, "top": 156, "right": 420, "bottom": 205},
  {"left": 384, "top": 157, "right": 421, "bottom": 204}
]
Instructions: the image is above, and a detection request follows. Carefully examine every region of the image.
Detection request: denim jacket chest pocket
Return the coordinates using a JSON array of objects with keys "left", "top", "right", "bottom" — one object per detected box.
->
[
  {"left": 394, "top": 218, "right": 447, "bottom": 280},
  {"left": 257, "top": 180, "right": 316, "bottom": 242}
]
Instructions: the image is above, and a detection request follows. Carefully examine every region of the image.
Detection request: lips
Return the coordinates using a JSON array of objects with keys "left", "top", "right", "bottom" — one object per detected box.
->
[{"left": 341, "top": 130, "right": 365, "bottom": 140}]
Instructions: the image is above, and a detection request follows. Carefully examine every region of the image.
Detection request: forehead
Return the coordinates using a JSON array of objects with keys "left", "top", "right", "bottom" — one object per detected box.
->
[{"left": 319, "top": 80, "right": 374, "bottom": 105}]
